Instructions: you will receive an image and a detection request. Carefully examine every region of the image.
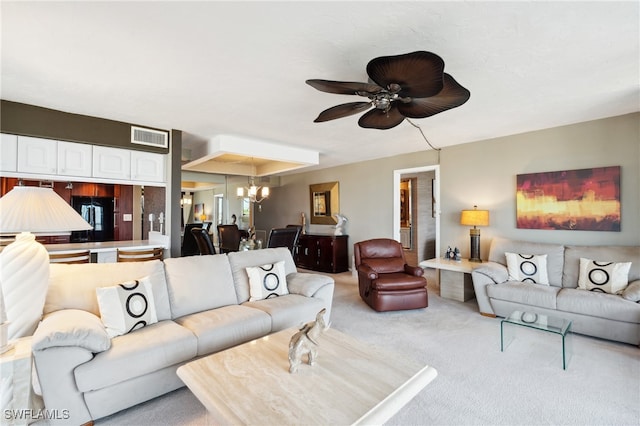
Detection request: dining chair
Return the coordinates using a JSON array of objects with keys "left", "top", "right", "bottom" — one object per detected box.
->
[
  {"left": 49, "top": 249, "right": 91, "bottom": 264},
  {"left": 217, "top": 224, "right": 243, "bottom": 254},
  {"left": 182, "top": 223, "right": 208, "bottom": 256},
  {"left": 116, "top": 247, "right": 164, "bottom": 262},
  {"left": 267, "top": 227, "right": 301, "bottom": 253},
  {"left": 191, "top": 227, "right": 216, "bottom": 255}
]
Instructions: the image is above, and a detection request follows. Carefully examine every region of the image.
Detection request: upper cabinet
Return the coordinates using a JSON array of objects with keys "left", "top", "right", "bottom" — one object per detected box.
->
[
  {"left": 0, "top": 133, "right": 17, "bottom": 172},
  {"left": 17, "top": 136, "right": 57, "bottom": 174},
  {"left": 57, "top": 141, "right": 92, "bottom": 177},
  {"left": 1, "top": 133, "right": 167, "bottom": 185},
  {"left": 93, "top": 146, "right": 131, "bottom": 180},
  {"left": 131, "top": 151, "right": 165, "bottom": 183}
]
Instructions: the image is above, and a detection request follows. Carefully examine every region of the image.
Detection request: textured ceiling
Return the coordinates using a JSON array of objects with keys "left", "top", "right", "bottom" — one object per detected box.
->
[{"left": 1, "top": 1, "right": 638, "bottom": 176}]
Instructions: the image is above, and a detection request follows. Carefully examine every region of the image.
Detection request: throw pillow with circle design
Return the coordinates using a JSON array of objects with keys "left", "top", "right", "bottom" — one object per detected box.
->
[
  {"left": 246, "top": 261, "right": 288, "bottom": 301},
  {"left": 578, "top": 258, "right": 632, "bottom": 294},
  {"left": 96, "top": 276, "right": 158, "bottom": 338},
  {"left": 505, "top": 252, "right": 550, "bottom": 285}
]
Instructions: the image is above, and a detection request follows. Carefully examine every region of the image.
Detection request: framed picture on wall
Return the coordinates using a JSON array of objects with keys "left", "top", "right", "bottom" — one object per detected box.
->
[
  {"left": 194, "top": 203, "right": 204, "bottom": 222},
  {"left": 516, "top": 166, "right": 620, "bottom": 231}
]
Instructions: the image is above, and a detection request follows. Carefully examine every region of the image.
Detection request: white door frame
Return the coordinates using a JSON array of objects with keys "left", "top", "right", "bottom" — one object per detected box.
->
[{"left": 393, "top": 165, "right": 440, "bottom": 258}]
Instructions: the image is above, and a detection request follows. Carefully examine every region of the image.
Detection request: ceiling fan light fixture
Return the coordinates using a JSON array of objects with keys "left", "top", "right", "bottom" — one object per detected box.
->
[{"left": 307, "top": 50, "right": 470, "bottom": 129}]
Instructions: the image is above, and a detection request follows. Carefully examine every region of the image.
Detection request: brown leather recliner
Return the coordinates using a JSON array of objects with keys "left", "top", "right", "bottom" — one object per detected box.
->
[{"left": 354, "top": 238, "right": 428, "bottom": 312}]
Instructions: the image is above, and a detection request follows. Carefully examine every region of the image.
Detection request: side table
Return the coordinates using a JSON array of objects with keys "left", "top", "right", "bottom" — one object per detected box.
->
[
  {"left": 419, "top": 258, "right": 477, "bottom": 302},
  {"left": 1, "top": 337, "right": 43, "bottom": 425}
]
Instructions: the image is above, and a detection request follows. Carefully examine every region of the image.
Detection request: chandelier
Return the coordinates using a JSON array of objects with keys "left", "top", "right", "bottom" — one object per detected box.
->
[{"left": 237, "top": 177, "right": 269, "bottom": 204}]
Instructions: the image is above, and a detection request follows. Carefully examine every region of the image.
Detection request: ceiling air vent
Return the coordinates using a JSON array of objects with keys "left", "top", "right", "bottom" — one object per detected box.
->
[{"left": 131, "top": 126, "right": 169, "bottom": 148}]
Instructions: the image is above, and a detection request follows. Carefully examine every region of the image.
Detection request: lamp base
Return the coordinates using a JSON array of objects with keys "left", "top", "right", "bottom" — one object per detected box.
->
[
  {"left": 0, "top": 232, "right": 49, "bottom": 339},
  {"left": 469, "top": 229, "right": 483, "bottom": 263}
]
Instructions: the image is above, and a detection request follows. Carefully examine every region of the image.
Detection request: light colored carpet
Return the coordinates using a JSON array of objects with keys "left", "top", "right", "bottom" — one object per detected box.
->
[{"left": 97, "top": 271, "right": 639, "bottom": 425}]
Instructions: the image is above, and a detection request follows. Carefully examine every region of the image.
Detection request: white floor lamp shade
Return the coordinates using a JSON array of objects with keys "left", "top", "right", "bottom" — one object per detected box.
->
[{"left": 0, "top": 186, "right": 92, "bottom": 340}]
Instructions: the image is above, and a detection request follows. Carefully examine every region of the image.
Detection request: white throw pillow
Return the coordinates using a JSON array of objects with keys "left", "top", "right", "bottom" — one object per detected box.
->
[
  {"left": 96, "top": 276, "right": 158, "bottom": 338},
  {"left": 505, "top": 252, "right": 549, "bottom": 285},
  {"left": 578, "top": 258, "right": 632, "bottom": 295},
  {"left": 246, "top": 261, "right": 288, "bottom": 301}
]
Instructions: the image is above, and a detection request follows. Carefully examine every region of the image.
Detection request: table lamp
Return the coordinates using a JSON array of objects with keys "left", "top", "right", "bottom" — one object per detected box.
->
[
  {"left": 460, "top": 205, "right": 489, "bottom": 263},
  {"left": 0, "top": 186, "right": 92, "bottom": 341}
]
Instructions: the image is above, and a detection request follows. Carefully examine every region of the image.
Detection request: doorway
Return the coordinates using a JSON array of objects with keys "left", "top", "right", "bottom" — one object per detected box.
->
[{"left": 393, "top": 165, "right": 439, "bottom": 265}]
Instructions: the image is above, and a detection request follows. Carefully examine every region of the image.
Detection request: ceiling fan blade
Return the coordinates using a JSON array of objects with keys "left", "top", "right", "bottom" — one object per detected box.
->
[
  {"left": 313, "top": 102, "right": 372, "bottom": 122},
  {"left": 357, "top": 105, "right": 405, "bottom": 130},
  {"left": 306, "top": 79, "right": 383, "bottom": 95},
  {"left": 397, "top": 74, "right": 471, "bottom": 119},
  {"left": 366, "top": 51, "right": 445, "bottom": 98}
]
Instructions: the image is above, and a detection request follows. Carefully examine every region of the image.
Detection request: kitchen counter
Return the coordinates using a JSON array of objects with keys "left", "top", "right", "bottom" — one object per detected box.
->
[
  {"left": 44, "top": 239, "right": 167, "bottom": 253},
  {"left": 45, "top": 239, "right": 168, "bottom": 263}
]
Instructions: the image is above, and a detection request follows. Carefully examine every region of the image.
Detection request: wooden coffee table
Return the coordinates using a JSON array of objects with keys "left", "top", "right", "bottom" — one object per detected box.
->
[{"left": 177, "top": 327, "right": 437, "bottom": 425}]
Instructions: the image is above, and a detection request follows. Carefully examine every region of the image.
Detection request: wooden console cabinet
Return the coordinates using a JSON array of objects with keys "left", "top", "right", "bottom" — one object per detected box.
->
[{"left": 295, "top": 234, "right": 349, "bottom": 273}]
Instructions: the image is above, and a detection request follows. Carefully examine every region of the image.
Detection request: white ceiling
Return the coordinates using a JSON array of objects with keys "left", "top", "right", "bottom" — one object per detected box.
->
[{"left": 1, "top": 1, "right": 638, "bottom": 176}]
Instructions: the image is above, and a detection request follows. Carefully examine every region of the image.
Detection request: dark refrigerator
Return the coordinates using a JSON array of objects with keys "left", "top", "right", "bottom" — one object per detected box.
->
[{"left": 70, "top": 196, "right": 115, "bottom": 242}]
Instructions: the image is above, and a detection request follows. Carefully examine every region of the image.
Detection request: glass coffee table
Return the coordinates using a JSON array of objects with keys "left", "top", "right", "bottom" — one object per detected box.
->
[{"left": 501, "top": 311, "right": 572, "bottom": 370}]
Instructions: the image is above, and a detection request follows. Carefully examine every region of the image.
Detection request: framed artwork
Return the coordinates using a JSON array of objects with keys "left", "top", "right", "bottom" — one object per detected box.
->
[
  {"left": 194, "top": 203, "right": 204, "bottom": 222},
  {"left": 516, "top": 166, "right": 620, "bottom": 231},
  {"left": 309, "top": 181, "right": 339, "bottom": 225}
]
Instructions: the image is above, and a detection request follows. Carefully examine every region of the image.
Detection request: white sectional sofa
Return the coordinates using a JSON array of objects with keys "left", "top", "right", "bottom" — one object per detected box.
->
[
  {"left": 31, "top": 248, "right": 334, "bottom": 425},
  {"left": 471, "top": 237, "right": 640, "bottom": 345}
]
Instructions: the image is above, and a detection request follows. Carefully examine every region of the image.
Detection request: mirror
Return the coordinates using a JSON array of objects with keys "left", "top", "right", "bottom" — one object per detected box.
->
[{"left": 309, "top": 181, "right": 339, "bottom": 224}]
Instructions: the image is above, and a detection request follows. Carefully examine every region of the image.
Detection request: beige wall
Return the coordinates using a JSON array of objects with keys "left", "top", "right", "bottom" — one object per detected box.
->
[{"left": 257, "top": 112, "right": 639, "bottom": 265}]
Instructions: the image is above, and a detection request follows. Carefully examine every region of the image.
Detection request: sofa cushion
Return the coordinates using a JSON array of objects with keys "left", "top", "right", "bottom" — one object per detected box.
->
[
  {"left": 96, "top": 277, "right": 158, "bottom": 338},
  {"left": 246, "top": 261, "right": 288, "bottom": 301},
  {"left": 228, "top": 248, "right": 297, "bottom": 303},
  {"left": 163, "top": 254, "right": 239, "bottom": 318},
  {"left": 47, "top": 260, "right": 171, "bottom": 320},
  {"left": 505, "top": 253, "right": 549, "bottom": 285},
  {"left": 488, "top": 237, "right": 565, "bottom": 287},
  {"left": 564, "top": 245, "right": 640, "bottom": 289},
  {"left": 243, "top": 294, "right": 326, "bottom": 331},
  {"left": 557, "top": 288, "right": 640, "bottom": 323},
  {"left": 578, "top": 258, "right": 632, "bottom": 295},
  {"left": 486, "top": 281, "right": 560, "bottom": 310},
  {"left": 174, "top": 305, "right": 271, "bottom": 356},
  {"left": 74, "top": 320, "right": 197, "bottom": 392}
]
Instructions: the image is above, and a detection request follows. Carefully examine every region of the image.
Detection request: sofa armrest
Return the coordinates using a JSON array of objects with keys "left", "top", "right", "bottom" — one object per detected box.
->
[
  {"left": 287, "top": 272, "right": 335, "bottom": 321},
  {"left": 287, "top": 272, "right": 334, "bottom": 298},
  {"left": 471, "top": 262, "right": 508, "bottom": 316},
  {"left": 404, "top": 264, "right": 424, "bottom": 277},
  {"left": 622, "top": 280, "right": 640, "bottom": 302},
  {"left": 33, "top": 309, "right": 111, "bottom": 353},
  {"left": 472, "top": 262, "right": 509, "bottom": 284}
]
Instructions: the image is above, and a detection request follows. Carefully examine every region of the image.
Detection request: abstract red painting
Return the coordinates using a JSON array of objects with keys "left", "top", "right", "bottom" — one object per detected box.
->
[{"left": 516, "top": 166, "right": 620, "bottom": 231}]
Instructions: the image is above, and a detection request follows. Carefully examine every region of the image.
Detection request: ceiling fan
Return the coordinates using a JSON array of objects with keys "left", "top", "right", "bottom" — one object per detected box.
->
[{"left": 306, "top": 51, "right": 470, "bottom": 130}]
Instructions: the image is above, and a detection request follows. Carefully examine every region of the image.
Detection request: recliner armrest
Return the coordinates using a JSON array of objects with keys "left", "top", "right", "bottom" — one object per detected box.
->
[
  {"left": 357, "top": 263, "right": 378, "bottom": 280},
  {"left": 404, "top": 264, "right": 424, "bottom": 277}
]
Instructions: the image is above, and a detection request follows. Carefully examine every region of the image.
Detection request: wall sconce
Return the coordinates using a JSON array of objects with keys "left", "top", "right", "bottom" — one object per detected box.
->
[
  {"left": 460, "top": 205, "right": 489, "bottom": 262},
  {"left": 180, "top": 192, "right": 192, "bottom": 208}
]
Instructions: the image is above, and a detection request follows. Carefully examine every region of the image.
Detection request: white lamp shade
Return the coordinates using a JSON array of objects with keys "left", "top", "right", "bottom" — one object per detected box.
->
[{"left": 0, "top": 186, "right": 92, "bottom": 233}]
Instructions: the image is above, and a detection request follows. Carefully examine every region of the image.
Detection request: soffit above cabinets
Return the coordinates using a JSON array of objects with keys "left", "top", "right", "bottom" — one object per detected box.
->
[{"left": 181, "top": 134, "right": 319, "bottom": 177}]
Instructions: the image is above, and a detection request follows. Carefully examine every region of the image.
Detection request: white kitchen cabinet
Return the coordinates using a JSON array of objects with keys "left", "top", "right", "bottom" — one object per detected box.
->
[
  {"left": 92, "top": 146, "right": 131, "bottom": 180},
  {"left": 57, "top": 141, "right": 92, "bottom": 177},
  {"left": 131, "top": 151, "right": 165, "bottom": 182},
  {"left": 0, "top": 133, "right": 18, "bottom": 172},
  {"left": 17, "top": 136, "right": 57, "bottom": 175}
]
